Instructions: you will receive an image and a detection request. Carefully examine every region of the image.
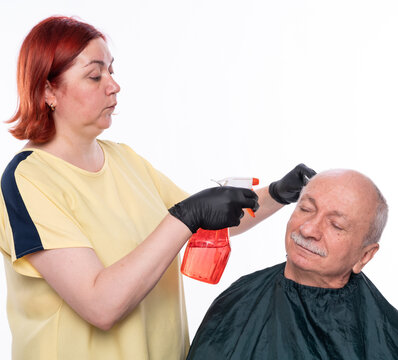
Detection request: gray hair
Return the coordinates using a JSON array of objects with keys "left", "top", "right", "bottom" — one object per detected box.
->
[{"left": 362, "top": 184, "right": 388, "bottom": 246}]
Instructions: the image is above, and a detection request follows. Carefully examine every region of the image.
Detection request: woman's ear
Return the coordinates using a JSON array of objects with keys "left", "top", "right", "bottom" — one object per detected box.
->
[
  {"left": 352, "top": 243, "right": 379, "bottom": 274},
  {"left": 44, "top": 80, "right": 57, "bottom": 108}
]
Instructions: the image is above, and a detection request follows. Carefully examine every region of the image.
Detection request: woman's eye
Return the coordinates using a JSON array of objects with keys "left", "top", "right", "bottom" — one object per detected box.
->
[
  {"left": 90, "top": 76, "right": 101, "bottom": 81},
  {"left": 299, "top": 207, "right": 310, "bottom": 212}
]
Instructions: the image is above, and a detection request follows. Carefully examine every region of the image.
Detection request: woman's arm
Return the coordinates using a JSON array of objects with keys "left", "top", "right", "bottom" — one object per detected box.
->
[
  {"left": 230, "top": 163, "right": 316, "bottom": 236},
  {"left": 26, "top": 186, "right": 257, "bottom": 331},
  {"left": 27, "top": 215, "right": 190, "bottom": 331},
  {"left": 229, "top": 186, "right": 283, "bottom": 236}
]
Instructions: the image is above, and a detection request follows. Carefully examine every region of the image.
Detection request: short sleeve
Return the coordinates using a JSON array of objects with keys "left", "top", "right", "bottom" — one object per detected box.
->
[
  {"left": 148, "top": 167, "right": 189, "bottom": 209},
  {"left": 1, "top": 169, "right": 92, "bottom": 278},
  {"left": 0, "top": 194, "right": 9, "bottom": 255},
  {"left": 119, "top": 143, "right": 190, "bottom": 208}
]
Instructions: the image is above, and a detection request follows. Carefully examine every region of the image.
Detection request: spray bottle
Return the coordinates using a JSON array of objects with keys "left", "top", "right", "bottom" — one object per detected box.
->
[{"left": 180, "top": 177, "right": 259, "bottom": 284}]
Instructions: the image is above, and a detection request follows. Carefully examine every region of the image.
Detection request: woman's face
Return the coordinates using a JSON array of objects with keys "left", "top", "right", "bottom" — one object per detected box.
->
[{"left": 48, "top": 37, "right": 120, "bottom": 139}]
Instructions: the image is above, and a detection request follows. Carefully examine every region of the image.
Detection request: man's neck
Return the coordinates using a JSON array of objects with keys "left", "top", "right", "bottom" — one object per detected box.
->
[{"left": 284, "top": 261, "right": 351, "bottom": 289}]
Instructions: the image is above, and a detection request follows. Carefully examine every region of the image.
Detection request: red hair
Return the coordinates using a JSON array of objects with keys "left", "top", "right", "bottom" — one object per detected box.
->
[{"left": 7, "top": 16, "right": 105, "bottom": 143}]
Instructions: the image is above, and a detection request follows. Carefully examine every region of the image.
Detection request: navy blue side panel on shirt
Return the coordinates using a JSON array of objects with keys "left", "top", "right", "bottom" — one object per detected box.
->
[{"left": 1, "top": 151, "right": 43, "bottom": 258}]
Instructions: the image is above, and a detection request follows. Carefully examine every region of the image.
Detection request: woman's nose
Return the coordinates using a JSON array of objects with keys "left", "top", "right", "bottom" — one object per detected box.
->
[{"left": 106, "top": 76, "right": 121, "bottom": 95}]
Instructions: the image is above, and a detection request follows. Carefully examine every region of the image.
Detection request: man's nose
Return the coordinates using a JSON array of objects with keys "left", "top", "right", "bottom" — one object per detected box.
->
[{"left": 299, "top": 217, "right": 322, "bottom": 241}]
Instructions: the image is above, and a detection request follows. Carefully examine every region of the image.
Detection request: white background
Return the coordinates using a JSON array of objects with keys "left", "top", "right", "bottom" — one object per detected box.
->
[{"left": 1, "top": 1, "right": 397, "bottom": 358}]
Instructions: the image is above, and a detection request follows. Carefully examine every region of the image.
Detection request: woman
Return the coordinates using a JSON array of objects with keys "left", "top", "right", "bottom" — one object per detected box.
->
[{"left": 0, "top": 16, "right": 315, "bottom": 360}]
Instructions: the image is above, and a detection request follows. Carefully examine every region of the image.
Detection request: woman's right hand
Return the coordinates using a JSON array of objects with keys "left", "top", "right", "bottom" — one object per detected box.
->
[
  {"left": 26, "top": 187, "right": 258, "bottom": 331},
  {"left": 168, "top": 186, "right": 259, "bottom": 234}
]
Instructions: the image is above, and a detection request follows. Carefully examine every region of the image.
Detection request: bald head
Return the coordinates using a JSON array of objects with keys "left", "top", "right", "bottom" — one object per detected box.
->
[
  {"left": 303, "top": 169, "right": 388, "bottom": 246},
  {"left": 284, "top": 168, "right": 387, "bottom": 287}
]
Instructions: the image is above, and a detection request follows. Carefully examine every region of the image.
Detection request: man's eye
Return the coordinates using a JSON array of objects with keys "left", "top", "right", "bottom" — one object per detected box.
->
[
  {"left": 299, "top": 207, "right": 311, "bottom": 212},
  {"left": 332, "top": 223, "right": 344, "bottom": 231}
]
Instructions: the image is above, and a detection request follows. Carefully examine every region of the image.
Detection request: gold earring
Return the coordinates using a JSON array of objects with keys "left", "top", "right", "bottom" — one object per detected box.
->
[{"left": 50, "top": 103, "right": 55, "bottom": 111}]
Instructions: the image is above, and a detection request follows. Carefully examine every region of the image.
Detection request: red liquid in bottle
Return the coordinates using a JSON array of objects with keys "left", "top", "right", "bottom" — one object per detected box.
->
[{"left": 181, "top": 228, "right": 230, "bottom": 284}]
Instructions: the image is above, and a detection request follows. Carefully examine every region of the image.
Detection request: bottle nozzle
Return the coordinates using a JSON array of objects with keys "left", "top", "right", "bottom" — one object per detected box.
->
[{"left": 212, "top": 177, "right": 259, "bottom": 217}]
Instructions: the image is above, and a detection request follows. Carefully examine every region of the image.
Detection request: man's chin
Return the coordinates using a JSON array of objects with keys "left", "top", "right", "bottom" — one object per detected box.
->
[{"left": 286, "top": 250, "right": 320, "bottom": 272}]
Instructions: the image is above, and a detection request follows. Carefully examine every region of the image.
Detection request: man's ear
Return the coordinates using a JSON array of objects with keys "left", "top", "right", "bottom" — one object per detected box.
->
[
  {"left": 352, "top": 243, "right": 379, "bottom": 274},
  {"left": 44, "top": 81, "right": 57, "bottom": 107}
]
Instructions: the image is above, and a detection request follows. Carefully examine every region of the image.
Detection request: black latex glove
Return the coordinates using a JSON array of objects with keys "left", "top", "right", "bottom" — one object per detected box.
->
[
  {"left": 268, "top": 163, "right": 316, "bottom": 204},
  {"left": 169, "top": 186, "right": 259, "bottom": 234}
]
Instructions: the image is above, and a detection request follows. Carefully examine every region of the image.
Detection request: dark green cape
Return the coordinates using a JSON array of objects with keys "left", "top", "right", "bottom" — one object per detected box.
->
[{"left": 187, "top": 262, "right": 398, "bottom": 359}]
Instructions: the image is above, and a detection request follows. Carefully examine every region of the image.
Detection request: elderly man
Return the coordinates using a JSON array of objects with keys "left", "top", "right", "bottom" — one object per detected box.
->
[{"left": 187, "top": 169, "right": 398, "bottom": 359}]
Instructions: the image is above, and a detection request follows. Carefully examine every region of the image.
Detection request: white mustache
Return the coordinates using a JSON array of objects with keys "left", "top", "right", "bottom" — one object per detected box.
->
[{"left": 291, "top": 232, "right": 327, "bottom": 257}]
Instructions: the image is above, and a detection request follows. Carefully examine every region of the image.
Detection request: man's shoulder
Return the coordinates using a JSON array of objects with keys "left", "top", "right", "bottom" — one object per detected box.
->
[
  {"left": 214, "top": 262, "right": 285, "bottom": 304},
  {"left": 358, "top": 272, "right": 398, "bottom": 322},
  {"left": 233, "top": 262, "right": 285, "bottom": 287}
]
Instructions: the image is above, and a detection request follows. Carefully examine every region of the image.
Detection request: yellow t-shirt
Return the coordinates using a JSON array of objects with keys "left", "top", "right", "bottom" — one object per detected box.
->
[{"left": 0, "top": 140, "right": 189, "bottom": 360}]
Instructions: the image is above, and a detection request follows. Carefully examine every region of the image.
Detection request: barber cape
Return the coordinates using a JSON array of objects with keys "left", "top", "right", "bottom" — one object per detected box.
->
[{"left": 187, "top": 262, "right": 398, "bottom": 360}]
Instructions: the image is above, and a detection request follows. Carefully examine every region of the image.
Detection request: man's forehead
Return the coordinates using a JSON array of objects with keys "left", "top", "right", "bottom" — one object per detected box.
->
[
  {"left": 305, "top": 170, "right": 373, "bottom": 196},
  {"left": 300, "top": 170, "right": 377, "bottom": 218}
]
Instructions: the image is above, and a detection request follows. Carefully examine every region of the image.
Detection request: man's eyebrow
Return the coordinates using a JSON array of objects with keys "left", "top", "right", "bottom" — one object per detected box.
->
[
  {"left": 302, "top": 196, "right": 349, "bottom": 219},
  {"left": 84, "top": 57, "right": 114, "bottom": 68},
  {"left": 329, "top": 210, "right": 349, "bottom": 219},
  {"left": 300, "top": 195, "right": 316, "bottom": 205}
]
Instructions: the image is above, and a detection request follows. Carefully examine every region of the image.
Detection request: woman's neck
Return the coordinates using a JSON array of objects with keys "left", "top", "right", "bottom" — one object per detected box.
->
[{"left": 24, "top": 135, "right": 105, "bottom": 172}]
